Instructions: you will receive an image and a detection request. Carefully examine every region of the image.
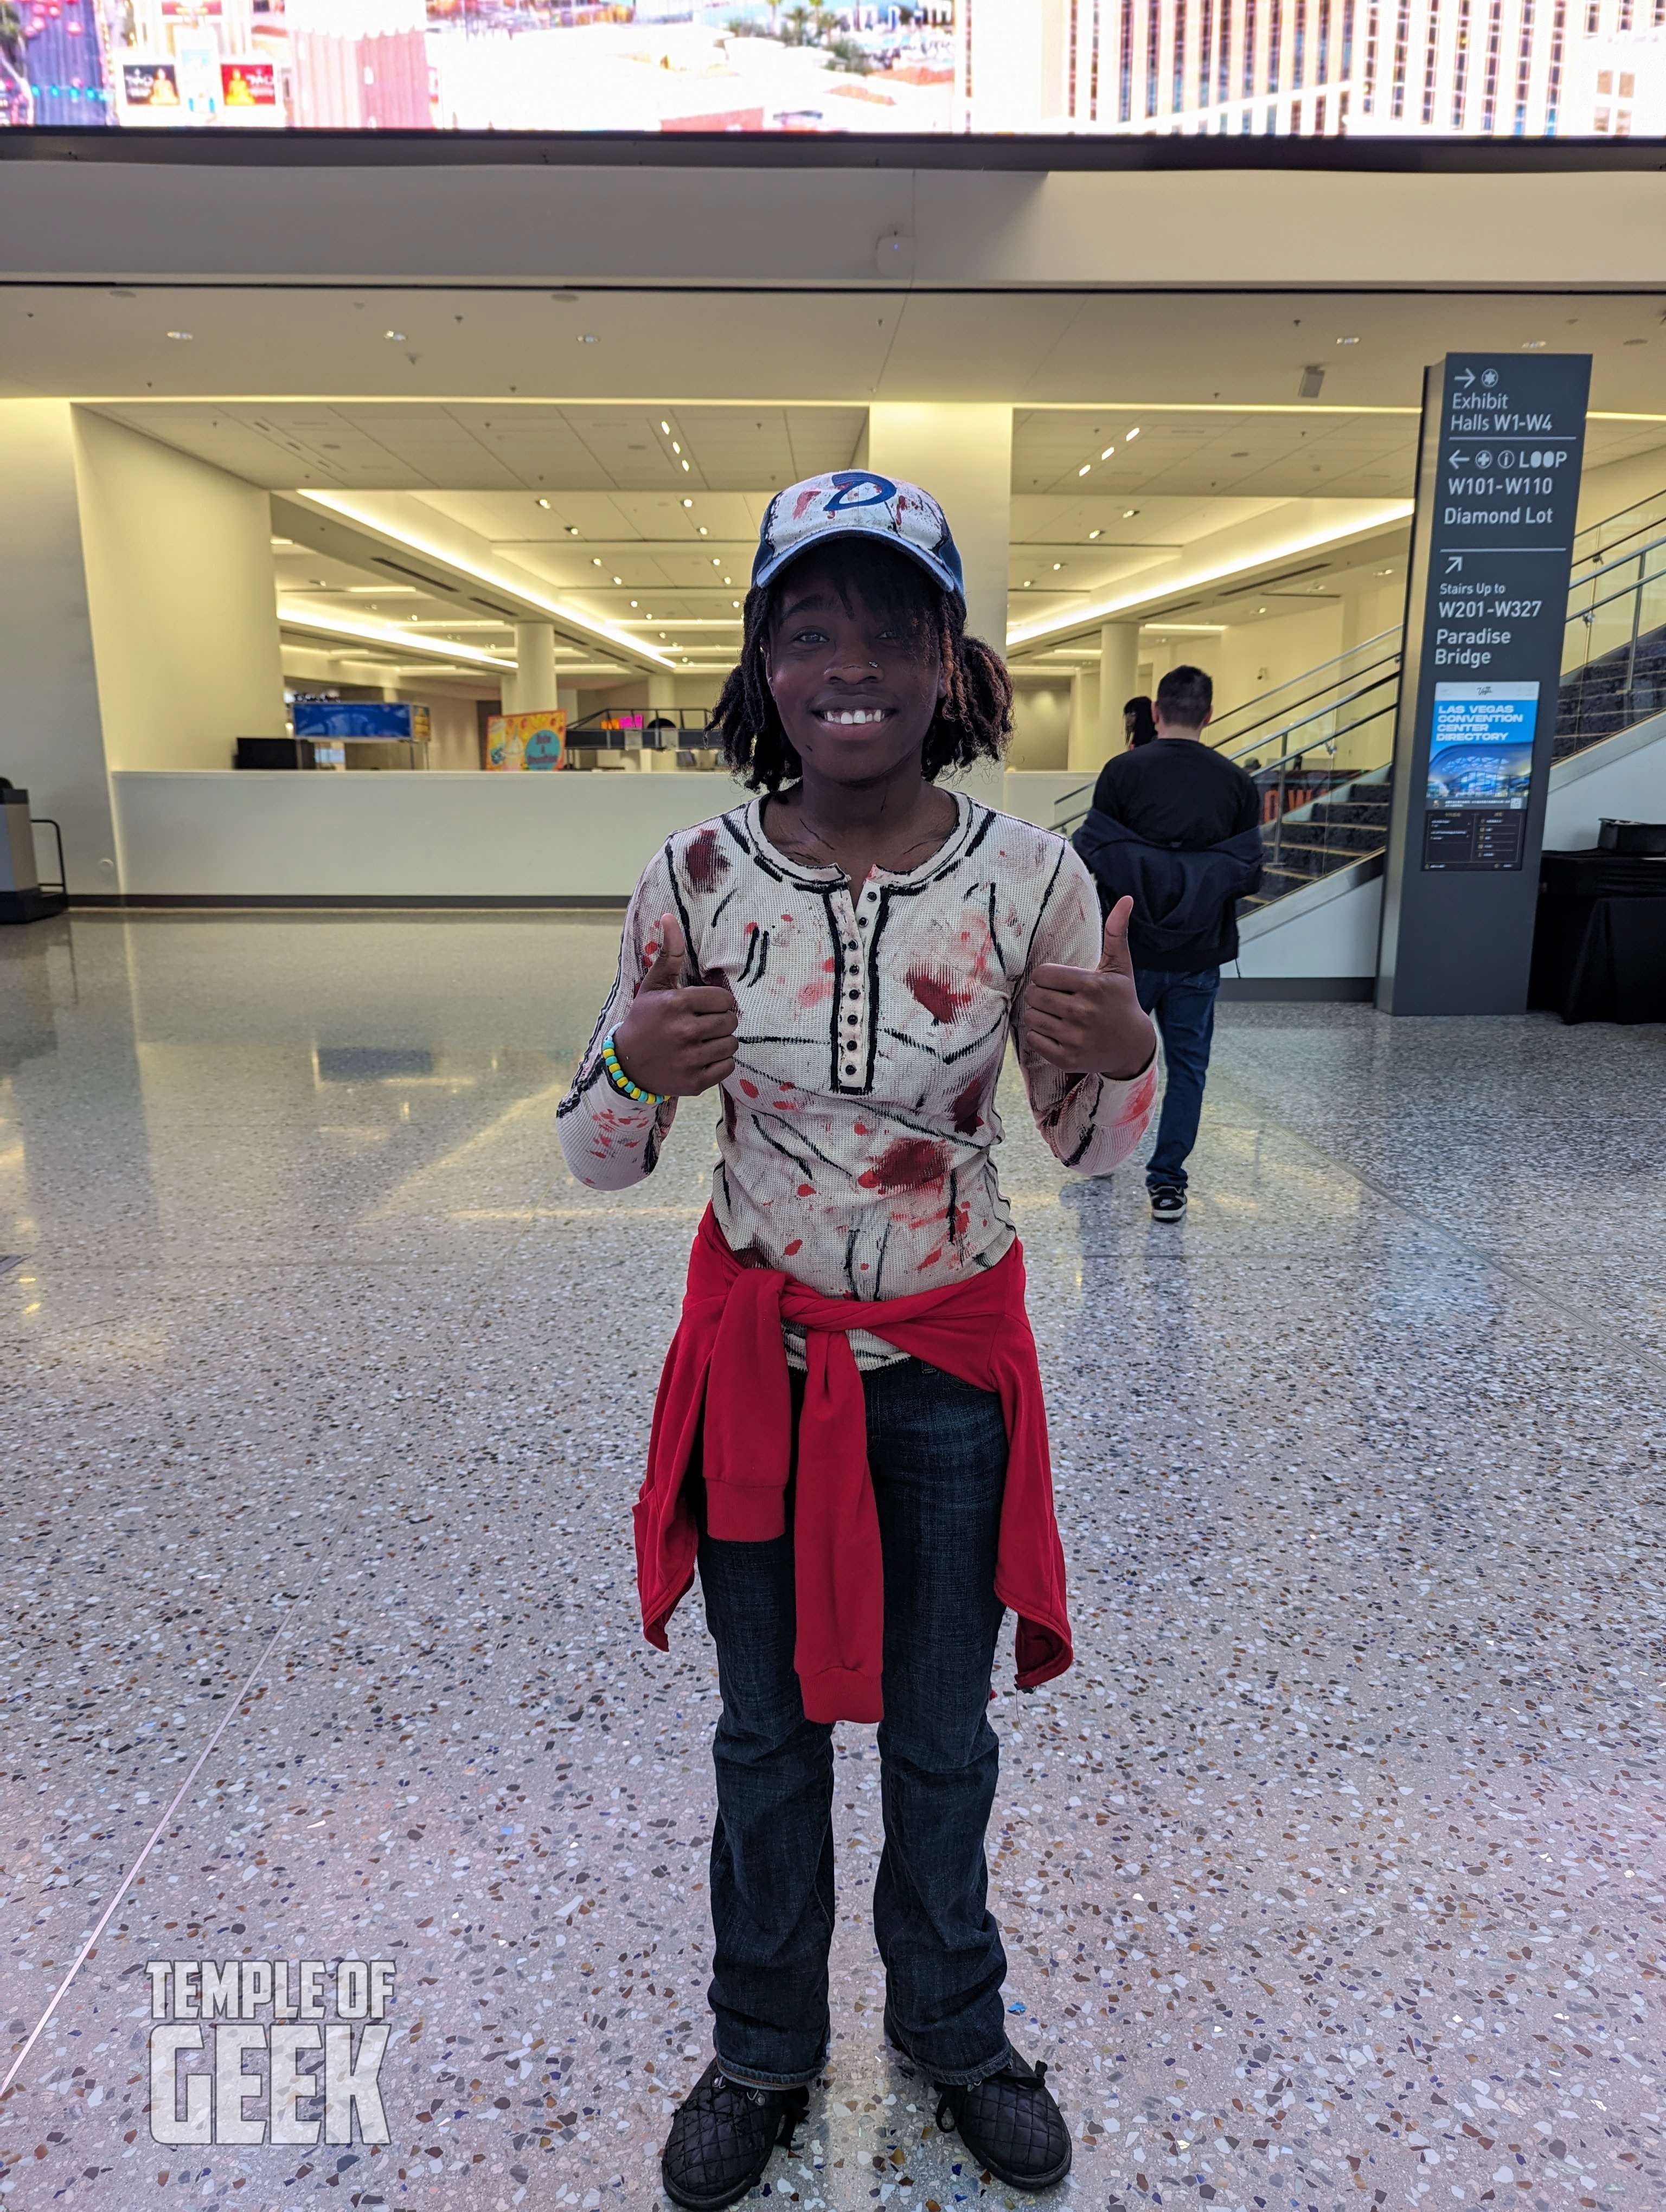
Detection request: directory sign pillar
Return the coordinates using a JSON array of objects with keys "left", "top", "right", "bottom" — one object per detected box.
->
[{"left": 1376, "top": 352, "right": 1590, "bottom": 1015}]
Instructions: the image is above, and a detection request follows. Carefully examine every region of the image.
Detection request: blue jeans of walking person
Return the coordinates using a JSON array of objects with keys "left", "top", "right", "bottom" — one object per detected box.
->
[
  {"left": 690, "top": 1356, "right": 1013, "bottom": 2092},
  {"left": 1132, "top": 964, "right": 1221, "bottom": 1191}
]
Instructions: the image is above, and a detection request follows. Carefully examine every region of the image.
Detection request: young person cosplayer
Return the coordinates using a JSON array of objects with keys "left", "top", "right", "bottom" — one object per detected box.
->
[{"left": 558, "top": 475, "right": 1158, "bottom": 2209}]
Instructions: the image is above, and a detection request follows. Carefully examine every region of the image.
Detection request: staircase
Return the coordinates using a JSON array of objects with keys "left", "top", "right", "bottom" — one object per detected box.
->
[{"left": 1054, "top": 486, "right": 1666, "bottom": 919}]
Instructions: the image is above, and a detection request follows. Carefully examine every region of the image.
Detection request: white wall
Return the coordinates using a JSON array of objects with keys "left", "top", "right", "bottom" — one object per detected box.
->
[
  {"left": 0, "top": 401, "right": 117, "bottom": 895},
  {"left": 1543, "top": 711, "right": 1666, "bottom": 848},
  {"left": 1010, "top": 679, "right": 1072, "bottom": 770},
  {"left": 72, "top": 409, "right": 287, "bottom": 774}
]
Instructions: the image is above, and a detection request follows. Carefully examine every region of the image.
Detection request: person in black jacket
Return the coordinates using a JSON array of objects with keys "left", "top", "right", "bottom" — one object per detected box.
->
[{"left": 1072, "top": 665, "right": 1263, "bottom": 1221}]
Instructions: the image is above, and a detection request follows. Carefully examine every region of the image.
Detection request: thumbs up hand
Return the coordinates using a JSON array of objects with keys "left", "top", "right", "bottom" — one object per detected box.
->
[
  {"left": 1023, "top": 896, "right": 1156, "bottom": 1081},
  {"left": 609, "top": 913, "right": 740, "bottom": 1098}
]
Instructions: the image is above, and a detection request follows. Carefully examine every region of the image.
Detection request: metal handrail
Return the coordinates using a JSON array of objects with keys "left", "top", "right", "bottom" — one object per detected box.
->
[
  {"left": 1053, "top": 512, "right": 1666, "bottom": 869},
  {"left": 1202, "top": 631, "right": 1400, "bottom": 747}
]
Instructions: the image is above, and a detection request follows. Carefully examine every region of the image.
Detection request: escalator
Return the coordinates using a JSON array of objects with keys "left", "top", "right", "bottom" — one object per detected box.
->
[{"left": 1052, "top": 486, "right": 1666, "bottom": 917}]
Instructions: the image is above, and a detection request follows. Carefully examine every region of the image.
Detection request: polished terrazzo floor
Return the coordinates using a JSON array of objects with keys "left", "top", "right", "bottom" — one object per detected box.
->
[{"left": 2, "top": 910, "right": 1662, "bottom": 2212}]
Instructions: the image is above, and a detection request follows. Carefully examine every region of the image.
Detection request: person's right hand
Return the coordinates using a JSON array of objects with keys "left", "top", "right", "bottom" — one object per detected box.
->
[{"left": 609, "top": 914, "right": 739, "bottom": 1098}]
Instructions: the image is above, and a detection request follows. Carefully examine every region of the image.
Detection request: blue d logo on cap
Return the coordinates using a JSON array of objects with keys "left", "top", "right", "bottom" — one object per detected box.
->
[
  {"left": 823, "top": 473, "right": 899, "bottom": 515},
  {"left": 752, "top": 470, "right": 965, "bottom": 601}
]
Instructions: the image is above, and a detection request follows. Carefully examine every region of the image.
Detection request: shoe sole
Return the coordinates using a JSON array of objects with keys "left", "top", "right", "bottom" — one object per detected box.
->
[
  {"left": 973, "top": 2138, "right": 1075, "bottom": 2193},
  {"left": 661, "top": 2153, "right": 783, "bottom": 2212},
  {"left": 1150, "top": 1205, "right": 1186, "bottom": 1221}
]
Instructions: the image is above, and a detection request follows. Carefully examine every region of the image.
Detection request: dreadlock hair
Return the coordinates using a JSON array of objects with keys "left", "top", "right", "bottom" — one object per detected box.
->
[{"left": 710, "top": 538, "right": 1014, "bottom": 794}]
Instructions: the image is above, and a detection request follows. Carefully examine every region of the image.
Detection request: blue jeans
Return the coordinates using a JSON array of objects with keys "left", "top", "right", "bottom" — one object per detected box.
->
[
  {"left": 691, "top": 1357, "right": 1011, "bottom": 2091},
  {"left": 1133, "top": 964, "right": 1221, "bottom": 1191}
]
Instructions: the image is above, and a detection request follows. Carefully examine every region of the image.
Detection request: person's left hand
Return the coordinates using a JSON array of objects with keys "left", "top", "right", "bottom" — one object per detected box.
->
[{"left": 1023, "top": 897, "right": 1156, "bottom": 1081}]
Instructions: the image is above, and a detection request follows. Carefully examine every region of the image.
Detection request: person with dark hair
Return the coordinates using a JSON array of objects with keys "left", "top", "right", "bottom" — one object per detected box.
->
[
  {"left": 559, "top": 471, "right": 1157, "bottom": 2209},
  {"left": 1123, "top": 693, "right": 1157, "bottom": 748},
  {"left": 1072, "top": 663, "right": 1263, "bottom": 1224}
]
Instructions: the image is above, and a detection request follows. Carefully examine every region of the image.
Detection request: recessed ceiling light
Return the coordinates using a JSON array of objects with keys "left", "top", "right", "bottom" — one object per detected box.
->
[
  {"left": 711, "top": 557, "right": 722, "bottom": 568},
  {"left": 1052, "top": 562, "right": 1063, "bottom": 571},
  {"left": 566, "top": 525, "right": 580, "bottom": 537},
  {"left": 681, "top": 498, "right": 694, "bottom": 509},
  {"left": 630, "top": 599, "right": 639, "bottom": 607},
  {"left": 1335, "top": 335, "right": 1360, "bottom": 346},
  {"left": 1087, "top": 529, "right": 1101, "bottom": 539},
  {"left": 671, "top": 441, "right": 681, "bottom": 454},
  {"left": 723, "top": 575, "right": 732, "bottom": 585},
  {"left": 578, "top": 333, "right": 599, "bottom": 344},
  {"left": 732, "top": 599, "right": 741, "bottom": 608},
  {"left": 1022, "top": 578, "right": 1033, "bottom": 588},
  {"left": 1078, "top": 464, "right": 1092, "bottom": 477},
  {"left": 697, "top": 525, "right": 709, "bottom": 537},
  {"left": 1522, "top": 339, "right": 1547, "bottom": 349},
  {"left": 591, "top": 557, "right": 603, "bottom": 567},
  {"left": 1123, "top": 507, "right": 1139, "bottom": 518},
  {"left": 385, "top": 330, "right": 406, "bottom": 342},
  {"left": 165, "top": 330, "right": 193, "bottom": 341},
  {"left": 1125, "top": 426, "right": 1141, "bottom": 440},
  {"left": 612, "top": 575, "right": 623, "bottom": 584},
  {"left": 1100, "top": 445, "right": 1115, "bottom": 459},
  {"left": 536, "top": 497, "right": 550, "bottom": 509},
  {"left": 1375, "top": 567, "right": 1393, "bottom": 575},
  {"left": 681, "top": 460, "right": 691, "bottom": 473},
  {"left": 661, "top": 419, "right": 671, "bottom": 434}
]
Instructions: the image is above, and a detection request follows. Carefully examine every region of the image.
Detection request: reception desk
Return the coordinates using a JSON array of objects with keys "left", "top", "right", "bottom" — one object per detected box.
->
[{"left": 108, "top": 770, "right": 1088, "bottom": 904}]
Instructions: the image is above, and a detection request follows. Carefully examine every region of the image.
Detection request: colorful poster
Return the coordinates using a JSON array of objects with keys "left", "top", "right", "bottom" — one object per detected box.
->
[
  {"left": 219, "top": 59, "right": 278, "bottom": 105},
  {"left": 121, "top": 61, "right": 181, "bottom": 106},
  {"left": 486, "top": 710, "right": 566, "bottom": 771},
  {"left": 1426, "top": 683, "right": 1539, "bottom": 808}
]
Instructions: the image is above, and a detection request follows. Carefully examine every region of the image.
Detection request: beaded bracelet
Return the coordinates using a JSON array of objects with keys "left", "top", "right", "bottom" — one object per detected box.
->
[{"left": 600, "top": 1031, "right": 669, "bottom": 1108}]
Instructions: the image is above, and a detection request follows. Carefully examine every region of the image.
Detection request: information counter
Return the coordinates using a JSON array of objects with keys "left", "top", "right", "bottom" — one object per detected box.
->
[{"left": 108, "top": 771, "right": 1084, "bottom": 904}]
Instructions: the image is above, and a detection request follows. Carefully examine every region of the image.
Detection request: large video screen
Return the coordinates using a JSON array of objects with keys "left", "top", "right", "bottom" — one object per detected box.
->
[{"left": 2, "top": 0, "right": 1659, "bottom": 137}]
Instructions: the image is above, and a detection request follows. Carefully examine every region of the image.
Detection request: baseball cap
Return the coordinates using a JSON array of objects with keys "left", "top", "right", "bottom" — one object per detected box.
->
[{"left": 752, "top": 471, "right": 965, "bottom": 601}]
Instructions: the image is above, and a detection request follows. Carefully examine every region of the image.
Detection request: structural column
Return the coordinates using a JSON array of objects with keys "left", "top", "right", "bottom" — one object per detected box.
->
[
  {"left": 864, "top": 404, "right": 1013, "bottom": 804},
  {"left": 504, "top": 622, "right": 560, "bottom": 714},
  {"left": 1098, "top": 621, "right": 1142, "bottom": 754}
]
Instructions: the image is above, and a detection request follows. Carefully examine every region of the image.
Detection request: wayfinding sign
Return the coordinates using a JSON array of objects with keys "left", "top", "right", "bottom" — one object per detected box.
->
[{"left": 1377, "top": 352, "right": 1590, "bottom": 1014}]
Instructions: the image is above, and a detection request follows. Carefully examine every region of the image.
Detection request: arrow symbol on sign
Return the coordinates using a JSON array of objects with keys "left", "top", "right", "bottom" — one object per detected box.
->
[
  {"left": 1451, "top": 453, "right": 1470, "bottom": 466},
  {"left": 1455, "top": 368, "right": 1476, "bottom": 389},
  {"left": 1445, "top": 555, "right": 1464, "bottom": 575}
]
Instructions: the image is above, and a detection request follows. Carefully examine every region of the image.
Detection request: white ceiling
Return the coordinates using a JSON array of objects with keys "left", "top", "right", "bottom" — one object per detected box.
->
[{"left": 9, "top": 284, "right": 1666, "bottom": 412}]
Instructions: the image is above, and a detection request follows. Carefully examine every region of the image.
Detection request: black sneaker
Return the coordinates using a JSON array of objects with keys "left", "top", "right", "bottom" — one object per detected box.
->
[
  {"left": 932, "top": 2049, "right": 1072, "bottom": 2193},
  {"left": 1149, "top": 1184, "right": 1187, "bottom": 1221},
  {"left": 660, "top": 2059, "right": 810, "bottom": 2211}
]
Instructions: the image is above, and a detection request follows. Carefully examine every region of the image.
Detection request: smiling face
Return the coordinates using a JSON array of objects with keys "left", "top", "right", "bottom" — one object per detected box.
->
[{"left": 762, "top": 542, "right": 947, "bottom": 788}]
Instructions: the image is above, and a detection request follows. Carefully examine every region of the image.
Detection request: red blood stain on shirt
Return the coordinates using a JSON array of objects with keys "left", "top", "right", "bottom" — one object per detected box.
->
[
  {"left": 853, "top": 1120, "right": 870, "bottom": 1136},
  {"left": 784, "top": 1238, "right": 803, "bottom": 1257},
  {"left": 685, "top": 825, "right": 727, "bottom": 891},
  {"left": 739, "top": 1079, "right": 759, "bottom": 1099},
  {"left": 797, "top": 1183, "right": 815, "bottom": 1197},
  {"left": 798, "top": 975, "right": 835, "bottom": 1008},
  {"left": 918, "top": 1245, "right": 944, "bottom": 1268},
  {"left": 905, "top": 963, "right": 973, "bottom": 1025},
  {"left": 858, "top": 1136, "right": 949, "bottom": 1193},
  {"left": 950, "top": 1077, "right": 985, "bottom": 1136}
]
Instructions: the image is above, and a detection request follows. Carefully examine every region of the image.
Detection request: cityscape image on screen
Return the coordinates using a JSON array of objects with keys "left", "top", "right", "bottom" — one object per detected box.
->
[{"left": 1, "top": 0, "right": 1660, "bottom": 136}]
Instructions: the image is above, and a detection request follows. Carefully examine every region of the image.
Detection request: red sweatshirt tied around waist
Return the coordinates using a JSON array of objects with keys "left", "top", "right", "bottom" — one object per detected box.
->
[{"left": 634, "top": 1207, "right": 1073, "bottom": 1725}]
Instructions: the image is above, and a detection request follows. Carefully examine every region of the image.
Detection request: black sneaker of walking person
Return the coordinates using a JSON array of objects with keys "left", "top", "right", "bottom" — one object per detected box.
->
[
  {"left": 1149, "top": 1183, "right": 1187, "bottom": 1222},
  {"left": 932, "top": 2048, "right": 1073, "bottom": 2193},
  {"left": 660, "top": 2059, "right": 811, "bottom": 2211}
]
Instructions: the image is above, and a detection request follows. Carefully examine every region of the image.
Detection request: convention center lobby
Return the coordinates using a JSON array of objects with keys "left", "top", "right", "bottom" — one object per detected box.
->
[{"left": 3, "top": 130, "right": 1665, "bottom": 2212}]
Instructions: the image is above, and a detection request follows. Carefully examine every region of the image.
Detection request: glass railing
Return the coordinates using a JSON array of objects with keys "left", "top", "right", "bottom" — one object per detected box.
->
[{"left": 1054, "top": 503, "right": 1666, "bottom": 911}]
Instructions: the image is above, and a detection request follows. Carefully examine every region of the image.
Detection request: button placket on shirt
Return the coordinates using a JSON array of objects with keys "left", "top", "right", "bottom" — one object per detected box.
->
[{"left": 835, "top": 884, "right": 875, "bottom": 1088}]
